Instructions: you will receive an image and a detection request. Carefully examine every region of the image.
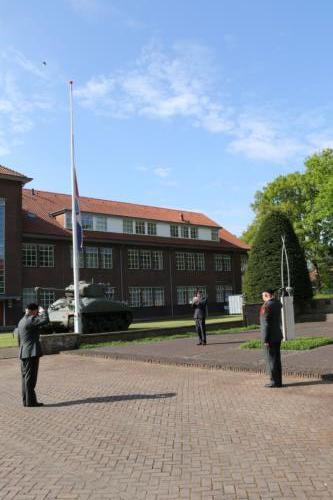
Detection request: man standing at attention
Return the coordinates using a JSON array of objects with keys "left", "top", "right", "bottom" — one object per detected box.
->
[
  {"left": 17, "top": 303, "right": 49, "bottom": 407},
  {"left": 260, "top": 288, "right": 283, "bottom": 388},
  {"left": 192, "top": 290, "right": 208, "bottom": 345}
]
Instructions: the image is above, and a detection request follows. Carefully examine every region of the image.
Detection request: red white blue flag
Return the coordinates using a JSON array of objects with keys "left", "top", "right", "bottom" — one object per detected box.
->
[{"left": 73, "top": 165, "right": 83, "bottom": 249}]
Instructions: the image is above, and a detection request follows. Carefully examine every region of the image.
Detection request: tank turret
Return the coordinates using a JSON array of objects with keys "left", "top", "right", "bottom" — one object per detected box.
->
[{"left": 35, "top": 281, "right": 133, "bottom": 334}]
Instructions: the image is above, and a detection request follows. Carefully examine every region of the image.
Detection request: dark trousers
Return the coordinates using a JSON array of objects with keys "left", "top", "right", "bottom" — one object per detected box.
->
[
  {"left": 21, "top": 357, "right": 40, "bottom": 406},
  {"left": 264, "top": 342, "right": 282, "bottom": 385},
  {"left": 195, "top": 318, "right": 206, "bottom": 343}
]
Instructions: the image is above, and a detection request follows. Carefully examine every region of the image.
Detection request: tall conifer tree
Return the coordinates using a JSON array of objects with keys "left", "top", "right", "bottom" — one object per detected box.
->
[{"left": 243, "top": 211, "right": 313, "bottom": 304}]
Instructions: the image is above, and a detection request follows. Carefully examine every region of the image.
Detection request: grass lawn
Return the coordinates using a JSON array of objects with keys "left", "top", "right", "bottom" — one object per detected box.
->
[
  {"left": 241, "top": 336, "right": 333, "bottom": 350},
  {"left": 80, "top": 325, "right": 259, "bottom": 349},
  {"left": 129, "top": 315, "right": 243, "bottom": 330},
  {"left": 0, "top": 333, "right": 18, "bottom": 348}
]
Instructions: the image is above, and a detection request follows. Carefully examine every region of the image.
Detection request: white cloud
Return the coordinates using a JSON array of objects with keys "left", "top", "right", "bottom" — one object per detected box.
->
[
  {"left": 153, "top": 167, "right": 170, "bottom": 178},
  {"left": 0, "top": 48, "right": 54, "bottom": 157},
  {"left": 228, "top": 113, "right": 305, "bottom": 163},
  {"left": 76, "top": 42, "right": 233, "bottom": 132},
  {"left": 76, "top": 42, "right": 333, "bottom": 165}
]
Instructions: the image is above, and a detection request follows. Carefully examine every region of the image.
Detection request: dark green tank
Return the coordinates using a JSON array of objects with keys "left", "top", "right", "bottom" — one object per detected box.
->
[{"left": 37, "top": 281, "right": 133, "bottom": 334}]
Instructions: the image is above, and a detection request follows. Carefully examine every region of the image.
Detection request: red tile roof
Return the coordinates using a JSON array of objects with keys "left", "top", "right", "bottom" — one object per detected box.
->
[
  {"left": 0, "top": 165, "right": 32, "bottom": 183},
  {"left": 21, "top": 188, "right": 249, "bottom": 251},
  {"left": 219, "top": 228, "right": 250, "bottom": 250},
  {"left": 23, "top": 189, "right": 220, "bottom": 227}
]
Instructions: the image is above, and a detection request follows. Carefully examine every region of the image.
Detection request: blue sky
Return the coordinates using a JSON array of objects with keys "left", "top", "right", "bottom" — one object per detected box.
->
[{"left": 1, "top": 0, "right": 333, "bottom": 236}]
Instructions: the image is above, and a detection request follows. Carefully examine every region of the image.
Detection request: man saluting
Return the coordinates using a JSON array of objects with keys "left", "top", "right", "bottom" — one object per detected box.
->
[
  {"left": 260, "top": 288, "right": 283, "bottom": 388},
  {"left": 17, "top": 303, "right": 49, "bottom": 407}
]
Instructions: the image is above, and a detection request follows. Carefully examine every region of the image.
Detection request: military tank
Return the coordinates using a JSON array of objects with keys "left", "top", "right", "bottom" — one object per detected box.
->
[{"left": 35, "top": 281, "right": 133, "bottom": 334}]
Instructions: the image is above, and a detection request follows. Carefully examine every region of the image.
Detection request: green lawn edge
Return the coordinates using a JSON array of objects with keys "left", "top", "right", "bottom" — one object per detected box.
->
[
  {"left": 79, "top": 325, "right": 259, "bottom": 350},
  {"left": 241, "top": 337, "right": 333, "bottom": 350}
]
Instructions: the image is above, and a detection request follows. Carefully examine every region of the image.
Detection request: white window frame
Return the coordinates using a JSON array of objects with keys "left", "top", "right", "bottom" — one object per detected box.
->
[
  {"left": 85, "top": 247, "right": 99, "bottom": 268},
  {"left": 152, "top": 251, "right": 163, "bottom": 270},
  {"left": 100, "top": 248, "right": 113, "bottom": 269},
  {"left": 23, "top": 243, "right": 37, "bottom": 267},
  {"left": 140, "top": 250, "right": 151, "bottom": 269},
  {"left": 147, "top": 222, "right": 157, "bottom": 236},
  {"left": 94, "top": 215, "right": 107, "bottom": 232},
  {"left": 128, "top": 249, "right": 140, "bottom": 269},
  {"left": 190, "top": 227, "right": 198, "bottom": 239},
  {"left": 123, "top": 219, "right": 134, "bottom": 234},
  {"left": 39, "top": 244, "right": 54, "bottom": 268},
  {"left": 82, "top": 213, "right": 93, "bottom": 230},
  {"left": 135, "top": 220, "right": 146, "bottom": 235},
  {"left": 211, "top": 229, "right": 219, "bottom": 241},
  {"left": 170, "top": 225, "right": 179, "bottom": 238},
  {"left": 181, "top": 225, "right": 189, "bottom": 238}
]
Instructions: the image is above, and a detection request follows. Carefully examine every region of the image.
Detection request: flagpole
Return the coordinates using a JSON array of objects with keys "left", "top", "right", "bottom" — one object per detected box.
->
[{"left": 69, "top": 80, "right": 82, "bottom": 334}]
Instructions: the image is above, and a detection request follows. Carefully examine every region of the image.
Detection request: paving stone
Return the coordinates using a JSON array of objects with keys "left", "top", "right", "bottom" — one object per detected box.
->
[{"left": 0, "top": 353, "right": 332, "bottom": 499}]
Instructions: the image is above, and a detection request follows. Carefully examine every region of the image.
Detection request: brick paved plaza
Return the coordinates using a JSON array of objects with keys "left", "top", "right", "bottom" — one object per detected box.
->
[{"left": 0, "top": 354, "right": 332, "bottom": 500}]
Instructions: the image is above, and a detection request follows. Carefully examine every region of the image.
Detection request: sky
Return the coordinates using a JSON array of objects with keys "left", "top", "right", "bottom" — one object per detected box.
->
[{"left": 1, "top": 0, "right": 333, "bottom": 236}]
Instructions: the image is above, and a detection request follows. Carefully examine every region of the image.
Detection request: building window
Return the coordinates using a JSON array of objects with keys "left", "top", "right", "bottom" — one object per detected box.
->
[
  {"left": 154, "top": 288, "right": 165, "bottom": 306},
  {"left": 152, "top": 251, "right": 163, "bottom": 270},
  {"left": 214, "top": 254, "right": 232, "bottom": 272},
  {"left": 39, "top": 245, "right": 54, "bottom": 267},
  {"left": 22, "top": 288, "right": 36, "bottom": 308},
  {"left": 123, "top": 219, "right": 133, "bottom": 234},
  {"left": 181, "top": 225, "right": 189, "bottom": 238},
  {"left": 69, "top": 248, "right": 84, "bottom": 268},
  {"left": 39, "top": 290, "right": 55, "bottom": 309},
  {"left": 129, "top": 287, "right": 165, "bottom": 307},
  {"left": 128, "top": 249, "right": 140, "bottom": 269},
  {"left": 170, "top": 225, "right": 179, "bottom": 238},
  {"left": 176, "top": 286, "right": 207, "bottom": 305},
  {"left": 186, "top": 253, "right": 196, "bottom": 271},
  {"left": 23, "top": 243, "right": 37, "bottom": 267},
  {"left": 140, "top": 250, "right": 151, "bottom": 269},
  {"left": 100, "top": 248, "right": 113, "bottom": 269},
  {"left": 128, "top": 249, "right": 163, "bottom": 270},
  {"left": 65, "top": 211, "right": 72, "bottom": 229},
  {"left": 216, "top": 284, "right": 233, "bottom": 303},
  {"left": 223, "top": 255, "right": 232, "bottom": 271},
  {"left": 135, "top": 220, "right": 146, "bottom": 235},
  {"left": 176, "top": 252, "right": 205, "bottom": 271},
  {"left": 176, "top": 252, "right": 186, "bottom": 271},
  {"left": 211, "top": 229, "right": 219, "bottom": 241},
  {"left": 147, "top": 222, "right": 157, "bottom": 236},
  {"left": 241, "top": 254, "right": 248, "bottom": 273},
  {"left": 85, "top": 247, "right": 99, "bottom": 268},
  {"left": 82, "top": 213, "right": 93, "bottom": 230},
  {"left": 196, "top": 253, "right": 205, "bottom": 271},
  {"left": 94, "top": 215, "right": 107, "bottom": 232},
  {"left": 104, "top": 285, "right": 116, "bottom": 300},
  {"left": 0, "top": 200, "right": 5, "bottom": 293},
  {"left": 190, "top": 227, "right": 198, "bottom": 239}
]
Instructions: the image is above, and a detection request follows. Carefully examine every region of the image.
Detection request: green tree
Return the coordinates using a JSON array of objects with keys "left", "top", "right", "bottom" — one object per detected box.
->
[
  {"left": 242, "top": 149, "right": 333, "bottom": 291},
  {"left": 243, "top": 212, "right": 313, "bottom": 304}
]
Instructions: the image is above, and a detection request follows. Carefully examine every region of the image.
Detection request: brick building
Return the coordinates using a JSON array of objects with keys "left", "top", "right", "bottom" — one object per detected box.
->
[{"left": 0, "top": 165, "right": 249, "bottom": 326}]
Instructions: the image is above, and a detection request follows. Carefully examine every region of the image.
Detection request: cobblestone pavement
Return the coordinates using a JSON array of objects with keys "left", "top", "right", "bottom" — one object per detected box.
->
[
  {"left": 76, "top": 321, "right": 333, "bottom": 379},
  {"left": 0, "top": 355, "right": 333, "bottom": 499}
]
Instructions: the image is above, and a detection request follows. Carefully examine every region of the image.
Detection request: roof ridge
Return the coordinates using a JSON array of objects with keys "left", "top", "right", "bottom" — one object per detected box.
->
[{"left": 23, "top": 188, "right": 213, "bottom": 217}]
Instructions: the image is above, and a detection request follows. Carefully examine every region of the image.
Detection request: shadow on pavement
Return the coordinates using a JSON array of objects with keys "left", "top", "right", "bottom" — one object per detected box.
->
[
  {"left": 284, "top": 377, "right": 333, "bottom": 387},
  {"left": 45, "top": 392, "right": 177, "bottom": 407}
]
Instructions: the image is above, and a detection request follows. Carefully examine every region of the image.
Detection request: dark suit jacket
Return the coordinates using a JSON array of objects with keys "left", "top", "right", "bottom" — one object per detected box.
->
[
  {"left": 192, "top": 298, "right": 208, "bottom": 320},
  {"left": 260, "top": 299, "right": 283, "bottom": 343},
  {"left": 17, "top": 311, "right": 49, "bottom": 359}
]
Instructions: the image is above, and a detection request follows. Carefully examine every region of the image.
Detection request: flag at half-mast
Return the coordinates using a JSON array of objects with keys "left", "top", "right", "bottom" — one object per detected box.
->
[{"left": 73, "top": 163, "right": 83, "bottom": 249}]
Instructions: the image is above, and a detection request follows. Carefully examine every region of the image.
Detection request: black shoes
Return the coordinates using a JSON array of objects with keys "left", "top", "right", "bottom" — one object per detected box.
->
[
  {"left": 197, "top": 342, "right": 202, "bottom": 345},
  {"left": 25, "top": 402, "right": 44, "bottom": 407},
  {"left": 264, "top": 383, "right": 283, "bottom": 388}
]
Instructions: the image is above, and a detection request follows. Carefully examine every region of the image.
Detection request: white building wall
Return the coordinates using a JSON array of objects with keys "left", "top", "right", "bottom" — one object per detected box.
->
[{"left": 107, "top": 216, "right": 123, "bottom": 233}]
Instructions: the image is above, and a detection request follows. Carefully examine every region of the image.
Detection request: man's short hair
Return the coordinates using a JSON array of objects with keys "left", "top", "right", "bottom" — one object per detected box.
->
[
  {"left": 262, "top": 288, "right": 275, "bottom": 296},
  {"left": 26, "top": 303, "right": 39, "bottom": 311}
]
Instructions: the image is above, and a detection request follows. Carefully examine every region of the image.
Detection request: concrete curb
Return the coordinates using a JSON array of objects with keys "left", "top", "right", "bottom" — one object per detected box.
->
[{"left": 64, "top": 348, "right": 333, "bottom": 381}]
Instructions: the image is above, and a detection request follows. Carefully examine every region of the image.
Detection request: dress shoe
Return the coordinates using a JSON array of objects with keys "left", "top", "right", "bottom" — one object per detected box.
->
[
  {"left": 26, "top": 402, "right": 44, "bottom": 407},
  {"left": 203, "top": 340, "right": 207, "bottom": 345},
  {"left": 197, "top": 342, "right": 202, "bottom": 345},
  {"left": 264, "top": 383, "right": 282, "bottom": 388}
]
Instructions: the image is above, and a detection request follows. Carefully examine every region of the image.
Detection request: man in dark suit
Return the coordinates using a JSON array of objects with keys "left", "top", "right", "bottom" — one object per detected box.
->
[
  {"left": 17, "top": 303, "right": 49, "bottom": 407},
  {"left": 260, "top": 288, "right": 283, "bottom": 388},
  {"left": 192, "top": 291, "right": 208, "bottom": 345}
]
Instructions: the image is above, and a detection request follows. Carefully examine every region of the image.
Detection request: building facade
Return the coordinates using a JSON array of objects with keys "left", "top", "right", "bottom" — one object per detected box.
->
[{"left": 0, "top": 165, "right": 249, "bottom": 326}]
